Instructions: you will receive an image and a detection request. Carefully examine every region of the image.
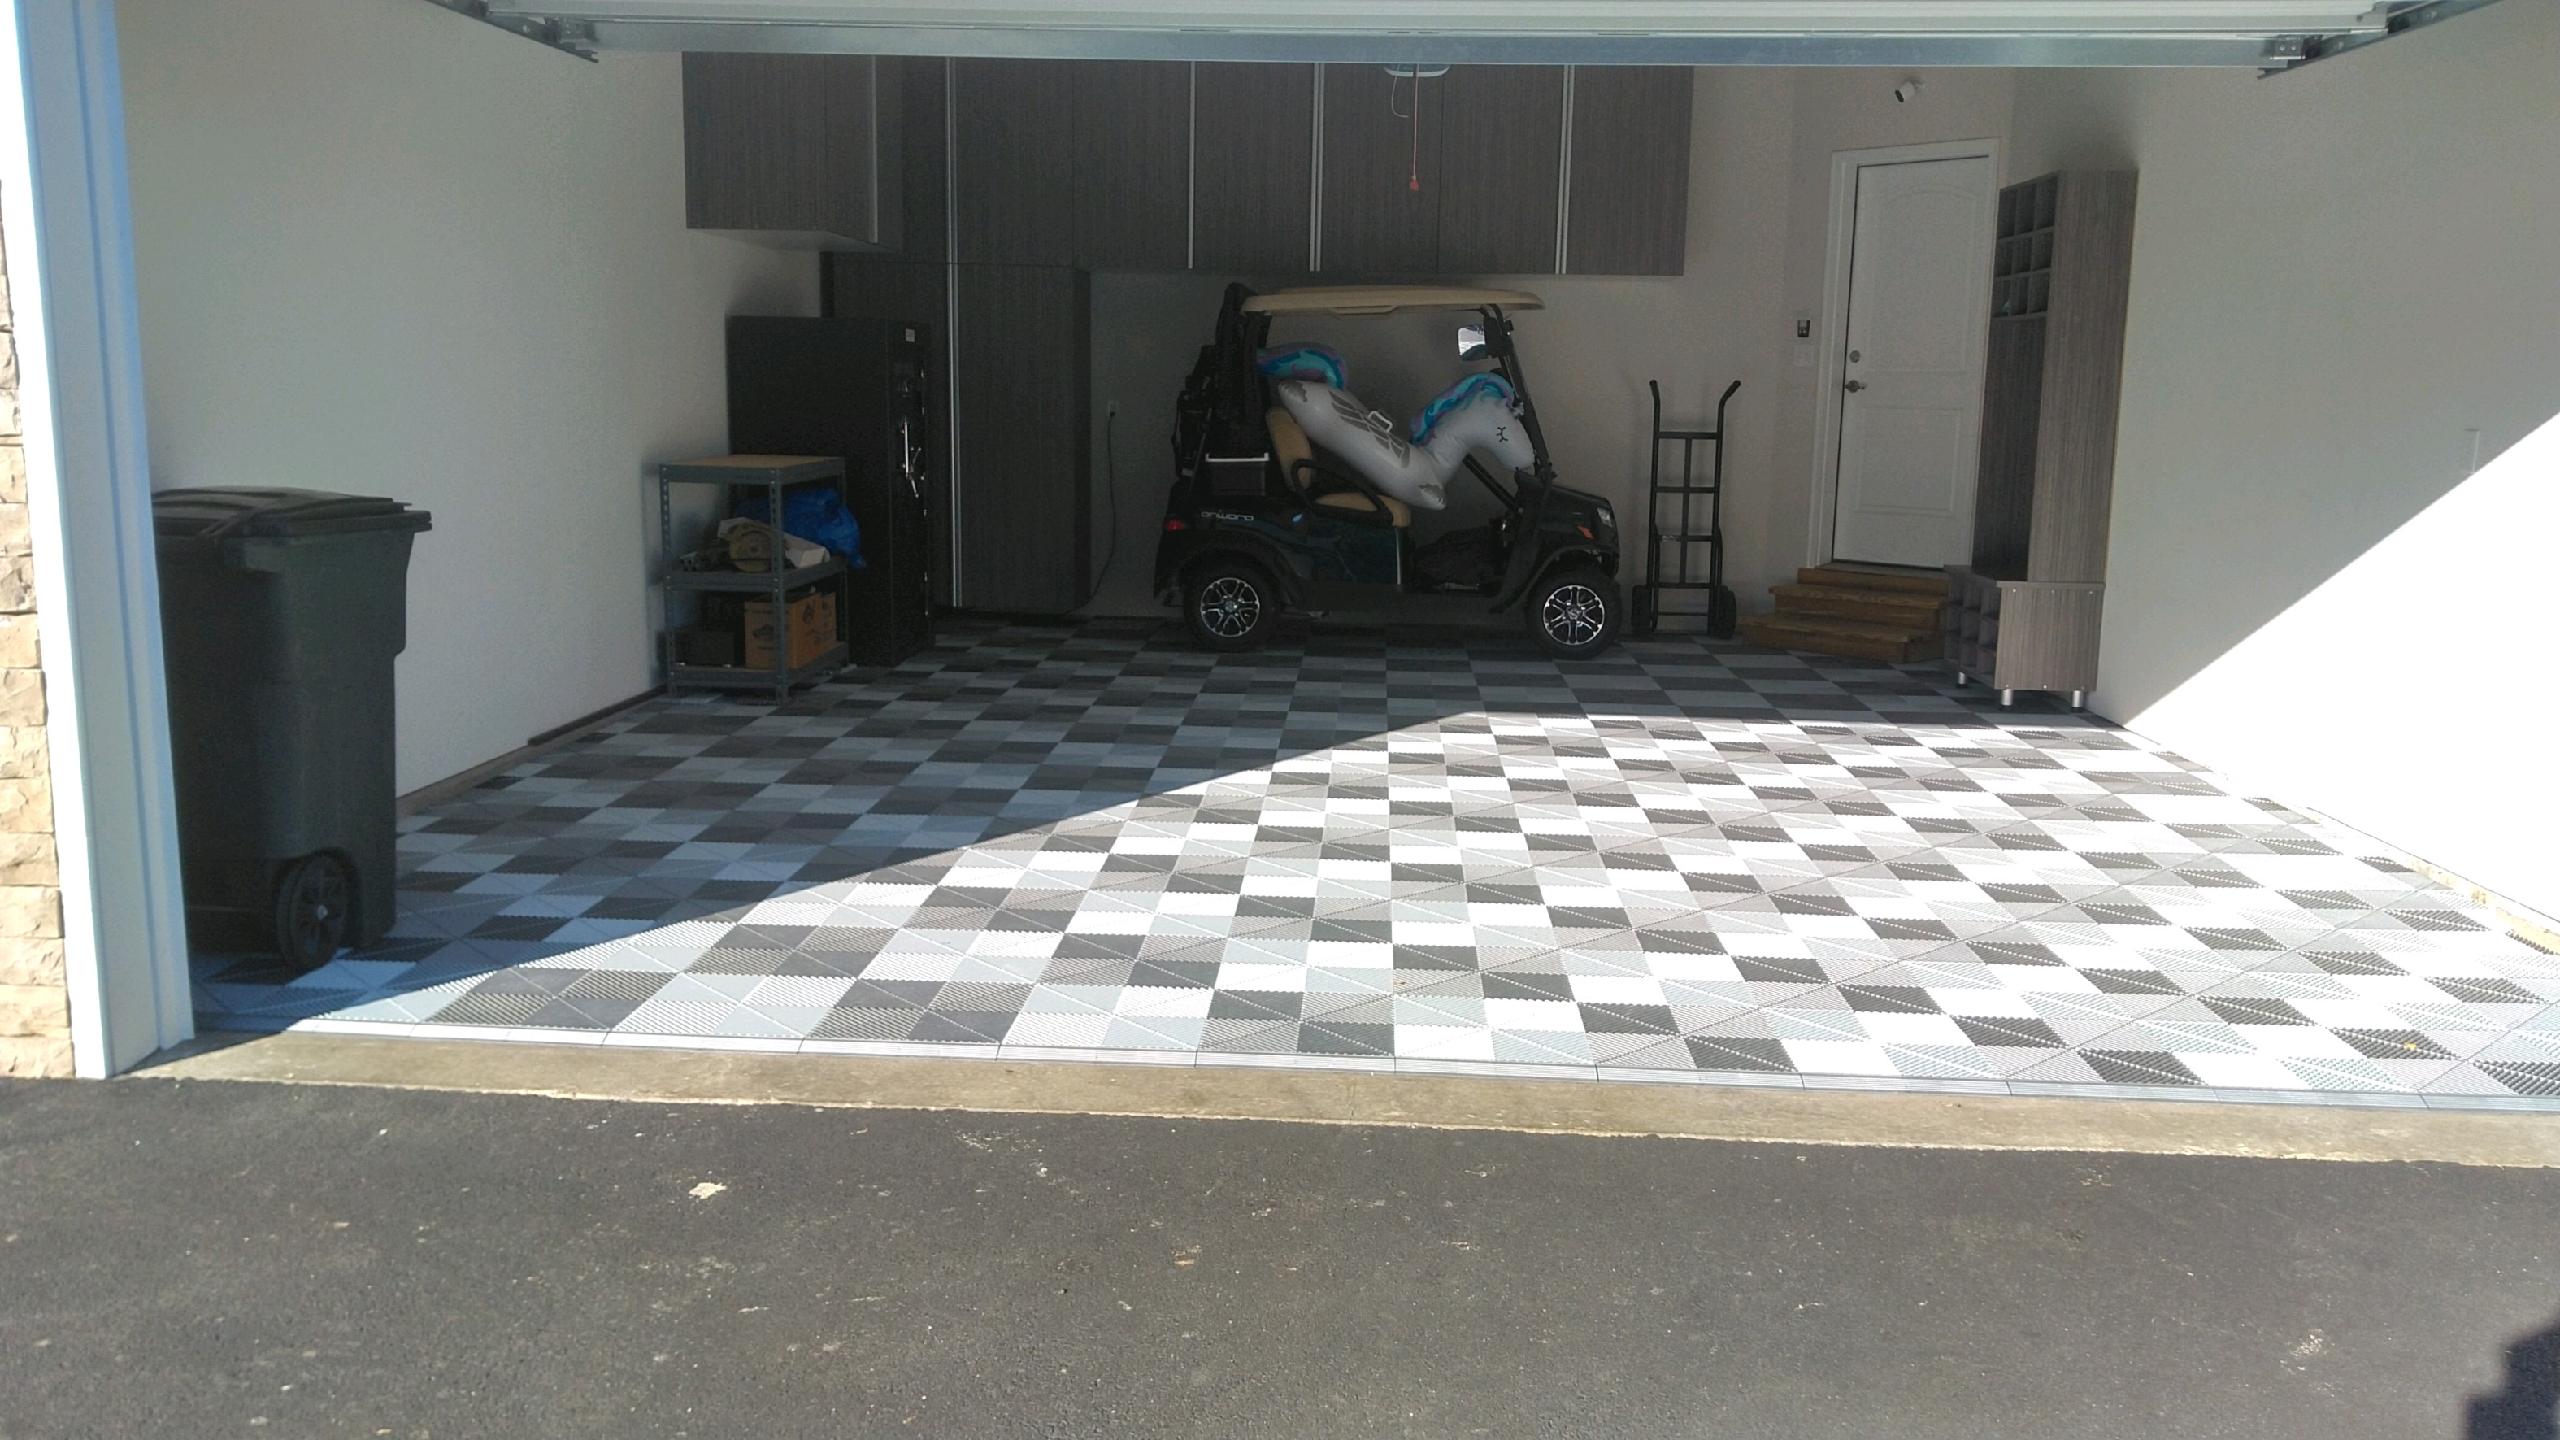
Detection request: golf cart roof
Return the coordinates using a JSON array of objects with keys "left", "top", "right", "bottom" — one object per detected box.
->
[{"left": 1240, "top": 285, "right": 1544, "bottom": 316}]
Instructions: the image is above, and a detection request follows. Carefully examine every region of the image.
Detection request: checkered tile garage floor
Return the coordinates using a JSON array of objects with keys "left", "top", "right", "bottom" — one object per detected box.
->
[{"left": 194, "top": 619, "right": 2560, "bottom": 1110}]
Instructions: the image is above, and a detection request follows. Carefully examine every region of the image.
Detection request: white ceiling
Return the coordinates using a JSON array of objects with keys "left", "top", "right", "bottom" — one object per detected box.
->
[{"left": 452, "top": 0, "right": 2495, "bottom": 69}]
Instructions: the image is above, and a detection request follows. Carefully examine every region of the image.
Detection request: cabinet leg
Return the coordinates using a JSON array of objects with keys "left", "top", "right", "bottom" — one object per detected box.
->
[{"left": 2000, "top": 688, "right": 2014, "bottom": 708}]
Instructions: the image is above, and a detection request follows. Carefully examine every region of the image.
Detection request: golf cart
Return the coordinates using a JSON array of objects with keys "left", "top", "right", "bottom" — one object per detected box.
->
[{"left": 1154, "top": 284, "right": 1624, "bottom": 659}]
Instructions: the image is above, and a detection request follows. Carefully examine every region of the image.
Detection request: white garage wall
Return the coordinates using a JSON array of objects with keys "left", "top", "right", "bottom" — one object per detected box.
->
[
  {"left": 2008, "top": 0, "right": 2560, "bottom": 916},
  {"left": 1082, "top": 67, "right": 2012, "bottom": 622},
  {"left": 118, "top": 0, "right": 816, "bottom": 792}
]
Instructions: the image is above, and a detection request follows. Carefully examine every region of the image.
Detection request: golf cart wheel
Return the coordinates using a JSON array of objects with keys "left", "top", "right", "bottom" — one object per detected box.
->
[
  {"left": 272, "top": 852, "right": 354, "bottom": 972},
  {"left": 1184, "top": 559, "right": 1278, "bottom": 652},
  {"left": 1527, "top": 566, "right": 1623, "bottom": 661}
]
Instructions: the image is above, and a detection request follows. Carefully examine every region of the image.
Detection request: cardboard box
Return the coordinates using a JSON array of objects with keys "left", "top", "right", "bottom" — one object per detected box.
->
[{"left": 742, "top": 588, "right": 837, "bottom": 670}]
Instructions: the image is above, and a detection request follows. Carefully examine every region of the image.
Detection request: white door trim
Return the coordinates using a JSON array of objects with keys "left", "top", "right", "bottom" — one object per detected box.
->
[
  {"left": 0, "top": 0, "right": 192, "bottom": 1075},
  {"left": 1803, "top": 136, "right": 2001, "bottom": 570}
]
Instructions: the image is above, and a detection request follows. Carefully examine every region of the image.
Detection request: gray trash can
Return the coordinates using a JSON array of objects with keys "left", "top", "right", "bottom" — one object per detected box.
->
[{"left": 153, "top": 488, "right": 431, "bottom": 969}]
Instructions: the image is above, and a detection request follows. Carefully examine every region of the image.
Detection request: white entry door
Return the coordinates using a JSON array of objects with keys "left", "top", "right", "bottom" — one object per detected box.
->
[{"left": 1829, "top": 154, "right": 1995, "bottom": 567}]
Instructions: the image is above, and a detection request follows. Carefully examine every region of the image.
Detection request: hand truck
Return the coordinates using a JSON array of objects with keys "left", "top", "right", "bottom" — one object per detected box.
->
[{"left": 1632, "top": 378, "right": 1740, "bottom": 638}]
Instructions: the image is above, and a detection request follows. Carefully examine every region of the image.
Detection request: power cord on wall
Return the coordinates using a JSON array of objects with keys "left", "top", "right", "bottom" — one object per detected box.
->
[{"left": 1079, "top": 406, "right": 1121, "bottom": 612}]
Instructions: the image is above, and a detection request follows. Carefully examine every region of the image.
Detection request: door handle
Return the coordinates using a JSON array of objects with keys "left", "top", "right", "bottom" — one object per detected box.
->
[{"left": 1842, "top": 379, "right": 1866, "bottom": 393}]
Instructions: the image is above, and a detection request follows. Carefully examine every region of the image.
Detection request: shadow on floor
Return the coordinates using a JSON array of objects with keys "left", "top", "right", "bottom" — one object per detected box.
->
[
  {"left": 2470, "top": 1312, "right": 2560, "bottom": 1440},
  {"left": 235, "top": 614, "right": 2503, "bottom": 1089}
]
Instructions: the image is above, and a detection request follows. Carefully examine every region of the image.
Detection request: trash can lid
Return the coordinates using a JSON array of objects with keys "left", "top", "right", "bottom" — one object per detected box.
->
[{"left": 152, "top": 488, "right": 433, "bottom": 542}]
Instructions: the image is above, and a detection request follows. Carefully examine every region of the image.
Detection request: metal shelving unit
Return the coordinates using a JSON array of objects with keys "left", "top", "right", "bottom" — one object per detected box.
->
[
  {"left": 663, "top": 557, "right": 848, "bottom": 594},
  {"left": 657, "top": 454, "right": 851, "bottom": 703}
]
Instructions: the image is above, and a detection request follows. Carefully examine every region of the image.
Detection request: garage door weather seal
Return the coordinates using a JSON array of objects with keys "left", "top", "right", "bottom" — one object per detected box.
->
[{"left": 433, "top": 1, "right": 2506, "bottom": 71}]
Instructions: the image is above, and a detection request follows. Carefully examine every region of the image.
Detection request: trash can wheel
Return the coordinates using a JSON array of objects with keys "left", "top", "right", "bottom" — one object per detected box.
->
[{"left": 274, "top": 853, "right": 354, "bottom": 971}]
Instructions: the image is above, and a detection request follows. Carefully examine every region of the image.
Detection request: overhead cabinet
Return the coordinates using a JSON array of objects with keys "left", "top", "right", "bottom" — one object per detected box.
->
[
  {"left": 1317, "top": 66, "right": 1445, "bottom": 274},
  {"left": 1317, "top": 64, "right": 1679, "bottom": 277},
  {"left": 684, "top": 57, "right": 1691, "bottom": 276},
  {"left": 1071, "top": 61, "right": 1194, "bottom": 270},
  {"left": 880, "top": 55, "right": 950, "bottom": 260},
  {"left": 1565, "top": 67, "right": 1694, "bottom": 275},
  {"left": 951, "top": 58, "right": 1077, "bottom": 266},
  {"left": 1434, "top": 66, "right": 1565, "bottom": 275},
  {"left": 682, "top": 54, "right": 901, "bottom": 248},
  {"left": 1316, "top": 65, "right": 1562, "bottom": 276},
  {"left": 1191, "top": 63, "right": 1316, "bottom": 274}
]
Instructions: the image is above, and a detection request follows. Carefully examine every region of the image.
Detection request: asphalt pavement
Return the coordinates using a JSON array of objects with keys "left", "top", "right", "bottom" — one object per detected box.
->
[{"left": 0, "top": 1076, "right": 2554, "bottom": 1439}]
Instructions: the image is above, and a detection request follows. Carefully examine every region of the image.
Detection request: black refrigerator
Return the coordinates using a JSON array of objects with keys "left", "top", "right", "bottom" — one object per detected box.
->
[{"left": 725, "top": 316, "right": 934, "bottom": 667}]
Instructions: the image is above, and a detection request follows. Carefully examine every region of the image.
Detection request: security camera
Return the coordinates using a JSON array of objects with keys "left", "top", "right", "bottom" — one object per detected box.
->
[{"left": 1892, "top": 77, "right": 1923, "bottom": 104}]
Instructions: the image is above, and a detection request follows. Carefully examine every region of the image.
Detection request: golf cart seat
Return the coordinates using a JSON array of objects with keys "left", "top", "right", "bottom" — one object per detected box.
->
[
  {"left": 1266, "top": 407, "right": 1410, "bottom": 528},
  {"left": 1317, "top": 491, "right": 1411, "bottom": 527}
]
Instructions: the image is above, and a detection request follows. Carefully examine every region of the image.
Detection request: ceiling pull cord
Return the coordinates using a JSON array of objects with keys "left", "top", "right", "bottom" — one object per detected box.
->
[{"left": 1385, "top": 65, "right": 1429, "bottom": 195}]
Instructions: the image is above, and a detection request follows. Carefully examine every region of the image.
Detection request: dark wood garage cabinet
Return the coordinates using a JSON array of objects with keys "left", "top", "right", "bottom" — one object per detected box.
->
[
  {"left": 688, "top": 56, "right": 1693, "bottom": 279},
  {"left": 948, "top": 264, "right": 1091, "bottom": 613},
  {"left": 1070, "top": 60, "right": 1194, "bottom": 271},
  {"left": 1566, "top": 67, "right": 1695, "bottom": 276},
  {"left": 951, "top": 59, "right": 1076, "bottom": 267},
  {"left": 1318, "top": 64, "right": 1449, "bottom": 274},
  {"left": 682, "top": 53, "right": 903, "bottom": 248},
  {"left": 1192, "top": 63, "right": 1317, "bottom": 274},
  {"left": 1434, "top": 66, "right": 1567, "bottom": 276}
]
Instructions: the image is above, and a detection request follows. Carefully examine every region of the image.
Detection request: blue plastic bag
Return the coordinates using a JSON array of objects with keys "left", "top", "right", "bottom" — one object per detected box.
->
[{"left": 733, "top": 487, "right": 866, "bottom": 569}]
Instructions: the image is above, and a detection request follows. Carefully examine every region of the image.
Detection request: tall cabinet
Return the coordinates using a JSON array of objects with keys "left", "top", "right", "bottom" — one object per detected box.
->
[
  {"left": 826, "top": 58, "right": 1093, "bottom": 615},
  {"left": 1945, "top": 170, "right": 2138, "bottom": 706}
]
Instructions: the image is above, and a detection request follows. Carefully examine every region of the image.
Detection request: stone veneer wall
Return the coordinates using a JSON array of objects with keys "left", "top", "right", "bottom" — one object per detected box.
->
[{"left": 0, "top": 187, "right": 70, "bottom": 1077}]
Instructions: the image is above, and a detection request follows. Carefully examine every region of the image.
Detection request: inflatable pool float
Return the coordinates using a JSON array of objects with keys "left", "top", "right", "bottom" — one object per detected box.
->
[
  {"left": 1256, "top": 343, "right": 1348, "bottom": 388},
  {"left": 1271, "top": 373, "right": 1535, "bottom": 511}
]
